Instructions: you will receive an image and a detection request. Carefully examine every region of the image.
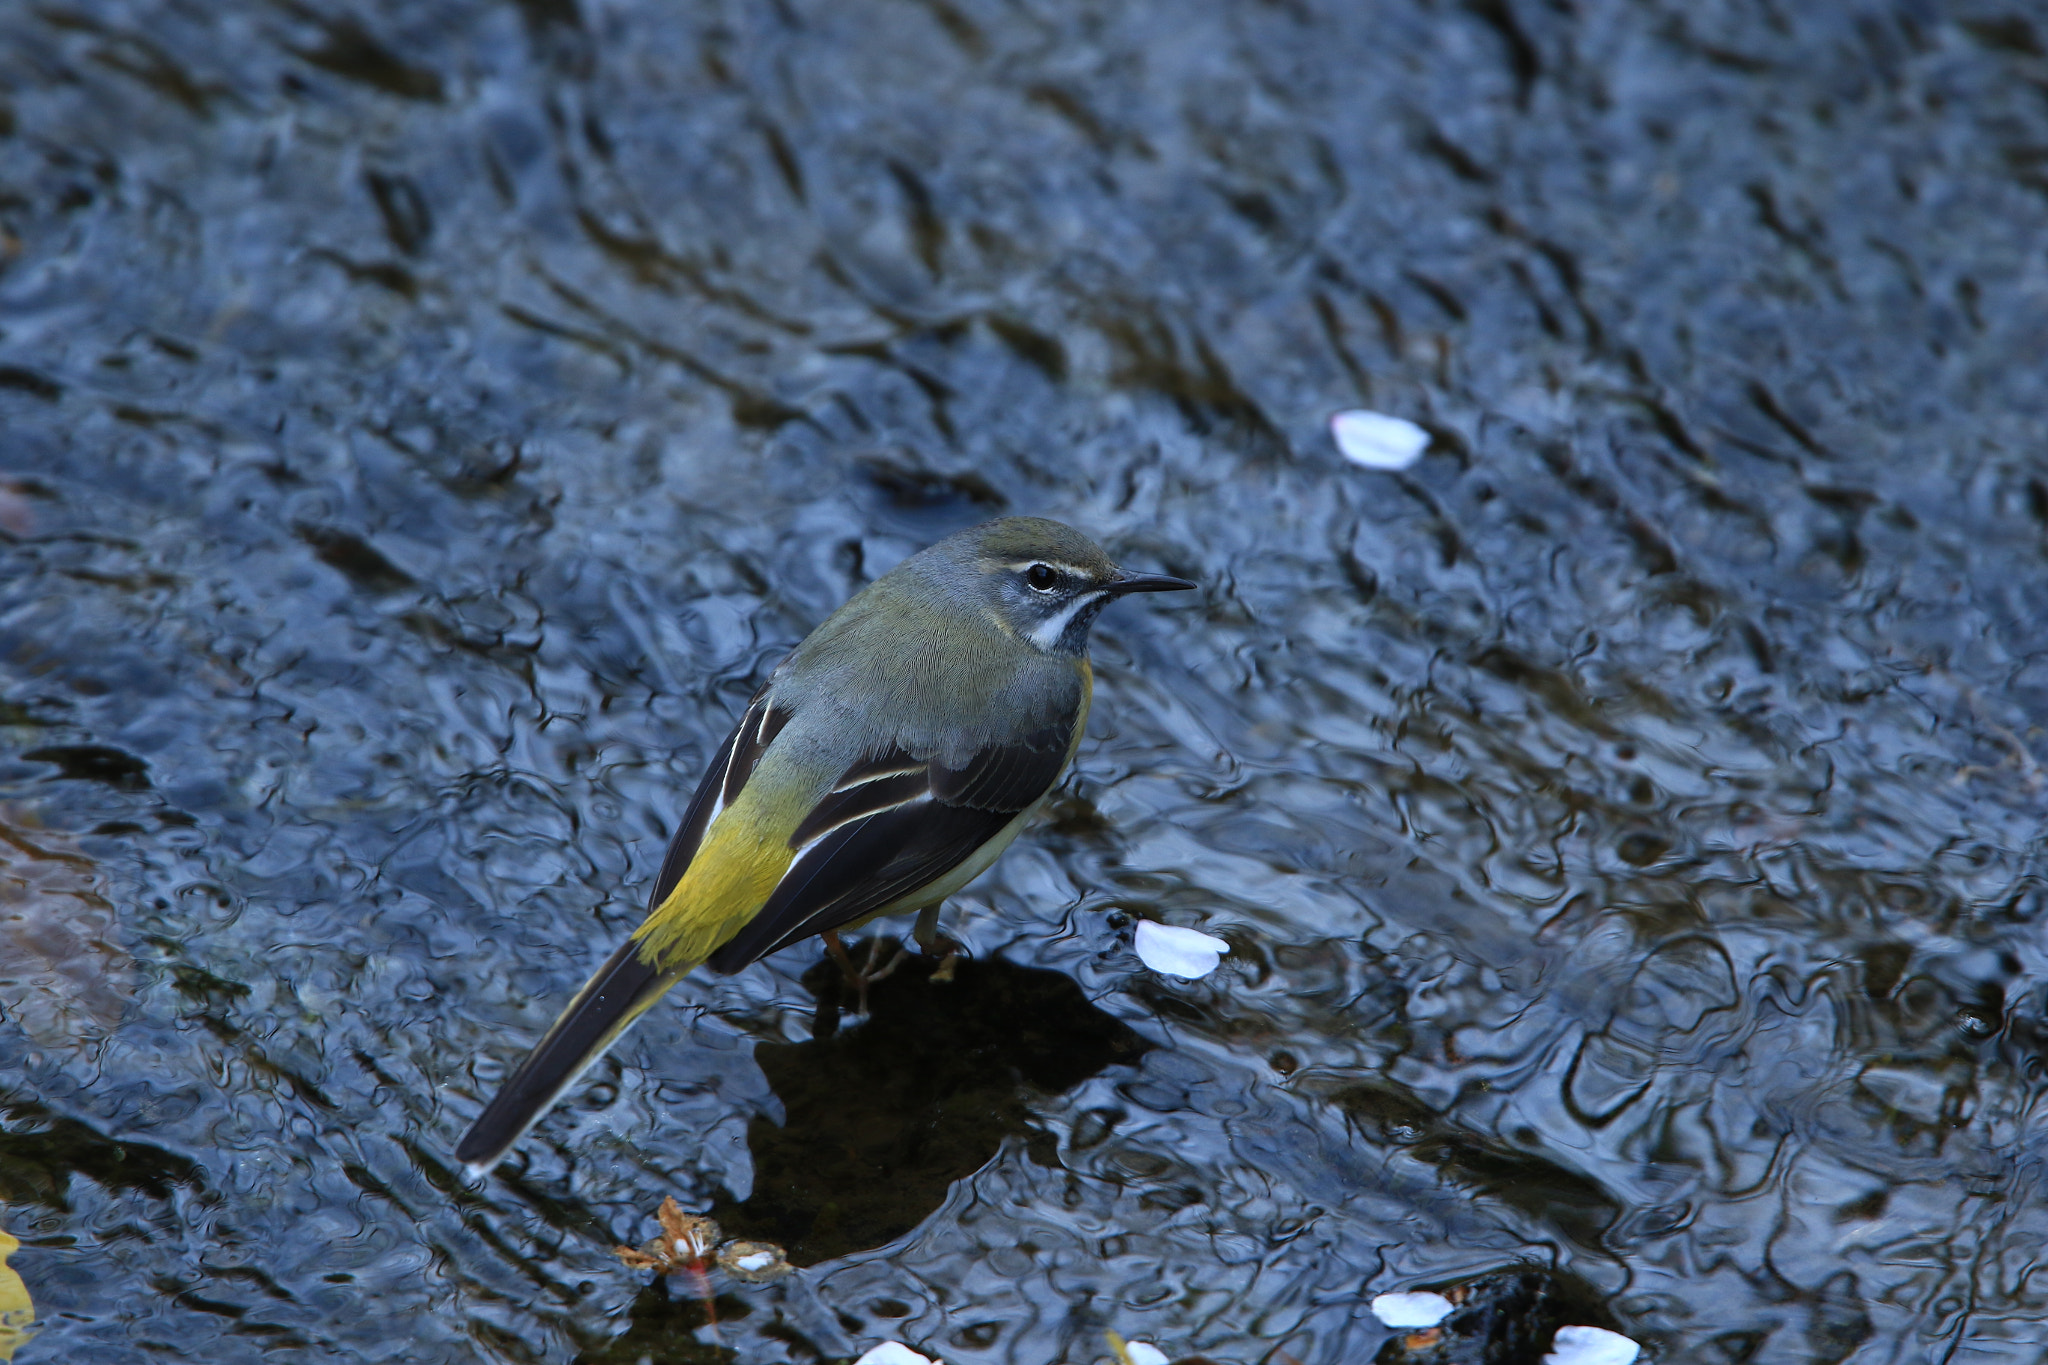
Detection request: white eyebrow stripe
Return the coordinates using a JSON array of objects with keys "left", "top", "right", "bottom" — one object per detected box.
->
[
  {"left": 1001, "top": 559, "right": 1094, "bottom": 578},
  {"left": 1025, "top": 590, "right": 1107, "bottom": 652}
]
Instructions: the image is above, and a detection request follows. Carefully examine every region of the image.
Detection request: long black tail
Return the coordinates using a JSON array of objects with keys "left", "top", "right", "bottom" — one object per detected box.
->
[{"left": 455, "top": 940, "right": 680, "bottom": 1172}]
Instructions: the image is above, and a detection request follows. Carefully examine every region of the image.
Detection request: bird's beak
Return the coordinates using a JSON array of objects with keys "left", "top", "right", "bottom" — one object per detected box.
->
[{"left": 1106, "top": 568, "right": 1198, "bottom": 595}]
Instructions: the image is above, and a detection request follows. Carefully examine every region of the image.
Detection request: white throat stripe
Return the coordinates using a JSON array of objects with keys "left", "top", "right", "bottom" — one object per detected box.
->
[{"left": 1026, "top": 591, "right": 1106, "bottom": 652}]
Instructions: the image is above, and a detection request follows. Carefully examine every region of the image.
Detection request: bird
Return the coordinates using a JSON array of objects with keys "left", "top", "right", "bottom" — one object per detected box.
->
[{"left": 455, "top": 516, "right": 1195, "bottom": 1171}]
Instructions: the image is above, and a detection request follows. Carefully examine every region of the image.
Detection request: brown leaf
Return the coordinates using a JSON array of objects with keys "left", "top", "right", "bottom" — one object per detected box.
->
[
  {"left": 616, "top": 1197, "right": 723, "bottom": 1275},
  {"left": 654, "top": 1196, "right": 719, "bottom": 1265},
  {"left": 613, "top": 1245, "right": 664, "bottom": 1271}
]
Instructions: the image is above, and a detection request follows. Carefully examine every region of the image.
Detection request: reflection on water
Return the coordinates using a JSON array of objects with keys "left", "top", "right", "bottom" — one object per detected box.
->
[{"left": 4, "top": 0, "right": 2048, "bottom": 1360}]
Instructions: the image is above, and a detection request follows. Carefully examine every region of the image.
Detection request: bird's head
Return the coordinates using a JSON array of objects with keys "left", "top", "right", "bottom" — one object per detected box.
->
[{"left": 932, "top": 517, "right": 1197, "bottom": 657}]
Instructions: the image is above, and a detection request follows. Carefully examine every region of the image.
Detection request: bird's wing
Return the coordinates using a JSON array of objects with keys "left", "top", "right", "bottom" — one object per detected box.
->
[
  {"left": 645, "top": 685, "right": 794, "bottom": 915},
  {"left": 701, "top": 712, "right": 1079, "bottom": 974}
]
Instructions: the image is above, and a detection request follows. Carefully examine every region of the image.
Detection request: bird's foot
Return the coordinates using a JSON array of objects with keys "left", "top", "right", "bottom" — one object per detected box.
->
[
  {"left": 821, "top": 932, "right": 909, "bottom": 1015},
  {"left": 914, "top": 931, "right": 967, "bottom": 983},
  {"left": 858, "top": 934, "right": 911, "bottom": 993}
]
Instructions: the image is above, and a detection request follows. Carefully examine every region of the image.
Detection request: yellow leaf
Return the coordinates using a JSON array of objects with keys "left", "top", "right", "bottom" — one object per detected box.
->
[{"left": 0, "top": 1227, "right": 35, "bottom": 1361}]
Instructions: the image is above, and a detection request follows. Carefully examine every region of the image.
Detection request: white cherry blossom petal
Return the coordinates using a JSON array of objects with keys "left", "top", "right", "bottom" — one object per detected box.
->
[
  {"left": 854, "top": 1344, "right": 935, "bottom": 1365},
  {"left": 1543, "top": 1325, "right": 1642, "bottom": 1365},
  {"left": 1371, "top": 1291, "right": 1456, "bottom": 1329},
  {"left": 1331, "top": 409, "right": 1431, "bottom": 470},
  {"left": 1133, "top": 922, "right": 1229, "bottom": 979}
]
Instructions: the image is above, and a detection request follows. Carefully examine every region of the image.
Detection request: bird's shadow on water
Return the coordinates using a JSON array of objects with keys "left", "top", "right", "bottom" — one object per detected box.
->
[
  {"left": 714, "top": 939, "right": 1149, "bottom": 1267},
  {"left": 579, "top": 942, "right": 1148, "bottom": 1363}
]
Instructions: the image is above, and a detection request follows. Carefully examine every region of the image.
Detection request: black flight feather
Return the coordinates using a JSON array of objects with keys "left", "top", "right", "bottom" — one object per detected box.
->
[
  {"left": 646, "top": 689, "right": 788, "bottom": 915},
  {"left": 703, "top": 712, "right": 1076, "bottom": 975},
  {"left": 453, "top": 937, "right": 671, "bottom": 1170}
]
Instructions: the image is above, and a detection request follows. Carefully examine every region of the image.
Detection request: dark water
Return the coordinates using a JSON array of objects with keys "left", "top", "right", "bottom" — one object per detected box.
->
[{"left": 4, "top": 1, "right": 2048, "bottom": 1360}]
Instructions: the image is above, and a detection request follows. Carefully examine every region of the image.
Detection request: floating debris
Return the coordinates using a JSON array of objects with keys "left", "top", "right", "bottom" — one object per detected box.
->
[
  {"left": 1543, "top": 1325, "right": 1641, "bottom": 1365},
  {"left": 1371, "top": 1269, "right": 1624, "bottom": 1364},
  {"left": 1107, "top": 1331, "right": 1170, "bottom": 1365},
  {"left": 1330, "top": 409, "right": 1431, "bottom": 470},
  {"left": 854, "top": 1343, "right": 935, "bottom": 1365},
  {"left": 613, "top": 1197, "right": 720, "bottom": 1275},
  {"left": 1372, "top": 1292, "right": 1456, "bottom": 1329},
  {"left": 716, "top": 1240, "right": 791, "bottom": 1282},
  {"left": 1133, "top": 921, "right": 1230, "bottom": 979}
]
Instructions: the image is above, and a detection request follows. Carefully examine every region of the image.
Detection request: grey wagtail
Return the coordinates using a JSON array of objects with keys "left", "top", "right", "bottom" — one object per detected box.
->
[{"left": 455, "top": 516, "right": 1194, "bottom": 1171}]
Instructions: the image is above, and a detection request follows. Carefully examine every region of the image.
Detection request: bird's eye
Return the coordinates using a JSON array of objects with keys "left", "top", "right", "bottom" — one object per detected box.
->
[{"left": 1024, "top": 563, "right": 1060, "bottom": 592}]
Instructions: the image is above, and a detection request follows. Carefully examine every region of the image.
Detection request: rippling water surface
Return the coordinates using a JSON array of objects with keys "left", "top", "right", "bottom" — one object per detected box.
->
[{"left": 4, "top": 2, "right": 2048, "bottom": 1361}]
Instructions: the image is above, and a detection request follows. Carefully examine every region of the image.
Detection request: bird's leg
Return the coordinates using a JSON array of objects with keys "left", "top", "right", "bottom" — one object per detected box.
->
[
  {"left": 913, "top": 904, "right": 963, "bottom": 983},
  {"left": 823, "top": 929, "right": 876, "bottom": 1016},
  {"left": 822, "top": 931, "right": 861, "bottom": 985},
  {"left": 912, "top": 904, "right": 943, "bottom": 954}
]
